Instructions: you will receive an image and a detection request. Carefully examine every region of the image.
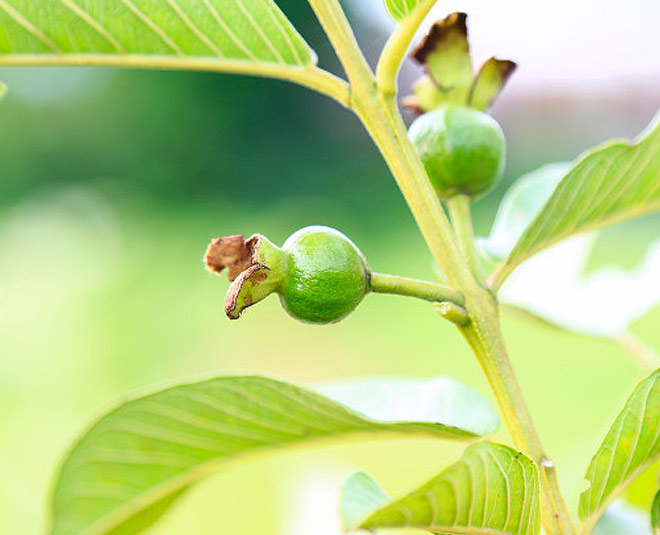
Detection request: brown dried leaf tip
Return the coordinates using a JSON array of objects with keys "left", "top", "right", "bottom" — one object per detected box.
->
[{"left": 204, "top": 234, "right": 261, "bottom": 281}]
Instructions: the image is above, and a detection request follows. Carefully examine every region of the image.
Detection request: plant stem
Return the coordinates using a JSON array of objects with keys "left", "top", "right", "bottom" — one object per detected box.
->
[
  {"left": 459, "top": 295, "right": 574, "bottom": 535},
  {"left": 356, "top": 95, "right": 575, "bottom": 535},
  {"left": 307, "top": 0, "right": 467, "bottom": 284},
  {"left": 305, "top": 0, "right": 374, "bottom": 92},
  {"left": 356, "top": 95, "right": 575, "bottom": 534},
  {"left": 370, "top": 272, "right": 465, "bottom": 305},
  {"left": 446, "top": 194, "right": 488, "bottom": 286},
  {"left": 308, "top": 2, "right": 575, "bottom": 533},
  {"left": 447, "top": 197, "right": 573, "bottom": 532},
  {"left": 376, "top": 0, "right": 437, "bottom": 94}
]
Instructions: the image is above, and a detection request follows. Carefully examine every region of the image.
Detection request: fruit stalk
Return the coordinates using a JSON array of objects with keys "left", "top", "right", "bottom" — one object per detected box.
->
[{"left": 370, "top": 273, "right": 465, "bottom": 305}]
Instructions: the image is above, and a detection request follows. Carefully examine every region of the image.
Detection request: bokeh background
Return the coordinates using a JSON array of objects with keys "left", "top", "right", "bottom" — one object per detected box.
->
[{"left": 1, "top": 0, "right": 660, "bottom": 533}]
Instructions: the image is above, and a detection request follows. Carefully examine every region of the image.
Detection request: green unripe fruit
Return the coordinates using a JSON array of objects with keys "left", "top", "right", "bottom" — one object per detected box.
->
[
  {"left": 280, "top": 226, "right": 370, "bottom": 324},
  {"left": 205, "top": 226, "right": 370, "bottom": 324},
  {"left": 409, "top": 106, "right": 506, "bottom": 199}
]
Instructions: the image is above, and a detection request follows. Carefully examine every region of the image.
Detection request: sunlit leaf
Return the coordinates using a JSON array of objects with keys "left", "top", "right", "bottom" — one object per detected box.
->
[
  {"left": 315, "top": 376, "right": 500, "bottom": 436},
  {"left": 0, "top": 0, "right": 345, "bottom": 97},
  {"left": 580, "top": 369, "right": 660, "bottom": 533},
  {"left": 52, "top": 375, "right": 486, "bottom": 535},
  {"left": 484, "top": 163, "right": 660, "bottom": 341},
  {"left": 624, "top": 459, "right": 660, "bottom": 510},
  {"left": 494, "top": 113, "right": 660, "bottom": 286},
  {"left": 344, "top": 442, "right": 540, "bottom": 535}
]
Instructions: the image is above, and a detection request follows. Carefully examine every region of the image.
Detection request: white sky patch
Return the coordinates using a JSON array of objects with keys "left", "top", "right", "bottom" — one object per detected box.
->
[{"left": 349, "top": 0, "right": 660, "bottom": 87}]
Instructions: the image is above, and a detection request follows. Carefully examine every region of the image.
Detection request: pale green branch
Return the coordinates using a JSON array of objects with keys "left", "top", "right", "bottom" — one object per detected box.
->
[
  {"left": 305, "top": 0, "right": 374, "bottom": 92},
  {"left": 376, "top": 0, "right": 437, "bottom": 95},
  {"left": 446, "top": 194, "right": 488, "bottom": 286}
]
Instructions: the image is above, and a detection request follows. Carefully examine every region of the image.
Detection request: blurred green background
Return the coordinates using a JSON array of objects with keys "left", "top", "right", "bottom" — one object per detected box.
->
[{"left": 1, "top": 1, "right": 660, "bottom": 533}]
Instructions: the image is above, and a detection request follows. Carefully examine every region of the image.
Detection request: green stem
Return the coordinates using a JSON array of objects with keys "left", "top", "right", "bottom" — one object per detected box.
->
[
  {"left": 356, "top": 96, "right": 575, "bottom": 534},
  {"left": 446, "top": 194, "right": 488, "bottom": 286},
  {"left": 307, "top": 0, "right": 467, "bottom": 285},
  {"left": 305, "top": 0, "right": 374, "bottom": 95},
  {"left": 376, "top": 0, "right": 437, "bottom": 94},
  {"left": 308, "top": 2, "right": 574, "bottom": 533},
  {"left": 355, "top": 92, "right": 469, "bottom": 286},
  {"left": 458, "top": 294, "right": 574, "bottom": 535},
  {"left": 370, "top": 272, "right": 465, "bottom": 305}
]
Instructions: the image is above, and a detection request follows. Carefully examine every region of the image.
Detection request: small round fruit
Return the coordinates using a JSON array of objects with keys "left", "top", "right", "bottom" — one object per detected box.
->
[
  {"left": 279, "top": 226, "right": 370, "bottom": 324},
  {"left": 409, "top": 106, "right": 506, "bottom": 198}
]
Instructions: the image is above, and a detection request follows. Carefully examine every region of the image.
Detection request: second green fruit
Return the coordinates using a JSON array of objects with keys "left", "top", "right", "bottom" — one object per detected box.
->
[{"left": 409, "top": 106, "right": 506, "bottom": 199}]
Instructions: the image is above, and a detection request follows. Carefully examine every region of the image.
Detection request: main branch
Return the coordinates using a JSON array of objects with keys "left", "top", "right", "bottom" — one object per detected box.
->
[{"left": 307, "top": 1, "right": 574, "bottom": 533}]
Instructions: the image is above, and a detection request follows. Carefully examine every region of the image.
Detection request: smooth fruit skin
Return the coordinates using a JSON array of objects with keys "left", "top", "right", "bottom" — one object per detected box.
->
[
  {"left": 279, "top": 226, "right": 370, "bottom": 324},
  {"left": 409, "top": 106, "right": 506, "bottom": 198}
]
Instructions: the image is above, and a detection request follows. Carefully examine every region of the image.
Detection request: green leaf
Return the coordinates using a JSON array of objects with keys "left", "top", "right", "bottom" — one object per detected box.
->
[
  {"left": 384, "top": 0, "right": 430, "bottom": 22},
  {"left": 653, "top": 490, "right": 660, "bottom": 535},
  {"left": 0, "top": 0, "right": 312, "bottom": 63},
  {"left": 52, "top": 375, "right": 485, "bottom": 535},
  {"left": 579, "top": 368, "right": 660, "bottom": 533},
  {"left": 0, "top": 0, "right": 347, "bottom": 102},
  {"left": 494, "top": 113, "right": 660, "bottom": 286},
  {"left": 344, "top": 442, "right": 540, "bottom": 535},
  {"left": 340, "top": 471, "right": 390, "bottom": 530}
]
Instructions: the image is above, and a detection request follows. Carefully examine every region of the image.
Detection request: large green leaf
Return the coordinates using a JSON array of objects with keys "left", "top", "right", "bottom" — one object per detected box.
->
[
  {"left": 0, "top": 0, "right": 347, "bottom": 100},
  {"left": 579, "top": 369, "right": 660, "bottom": 533},
  {"left": 342, "top": 442, "right": 540, "bottom": 535},
  {"left": 493, "top": 114, "right": 660, "bottom": 287},
  {"left": 51, "top": 375, "right": 489, "bottom": 535}
]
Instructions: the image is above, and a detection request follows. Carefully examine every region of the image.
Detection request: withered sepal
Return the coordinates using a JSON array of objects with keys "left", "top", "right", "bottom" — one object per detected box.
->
[{"left": 204, "top": 234, "right": 285, "bottom": 319}]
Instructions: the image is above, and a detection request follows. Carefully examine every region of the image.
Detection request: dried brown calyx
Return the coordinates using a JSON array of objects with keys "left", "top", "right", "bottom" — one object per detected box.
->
[
  {"left": 204, "top": 234, "right": 260, "bottom": 280},
  {"left": 403, "top": 12, "right": 516, "bottom": 114},
  {"left": 204, "top": 234, "right": 286, "bottom": 319}
]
